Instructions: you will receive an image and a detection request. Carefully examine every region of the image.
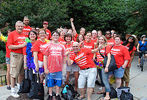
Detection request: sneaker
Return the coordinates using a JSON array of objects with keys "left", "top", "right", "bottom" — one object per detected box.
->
[
  {"left": 7, "top": 86, "right": 11, "bottom": 90},
  {"left": 55, "top": 95, "right": 61, "bottom": 100},
  {"left": 47, "top": 95, "right": 53, "bottom": 100},
  {"left": 137, "top": 64, "right": 140, "bottom": 67},
  {"left": 10, "top": 92, "right": 20, "bottom": 98},
  {"left": 75, "top": 91, "right": 80, "bottom": 98}
]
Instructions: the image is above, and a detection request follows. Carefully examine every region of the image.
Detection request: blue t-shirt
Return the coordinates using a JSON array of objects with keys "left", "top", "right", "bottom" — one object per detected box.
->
[{"left": 139, "top": 41, "right": 147, "bottom": 51}]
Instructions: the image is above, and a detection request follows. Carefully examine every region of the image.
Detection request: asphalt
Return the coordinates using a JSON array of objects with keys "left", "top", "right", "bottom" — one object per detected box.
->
[{"left": 0, "top": 56, "right": 146, "bottom": 100}]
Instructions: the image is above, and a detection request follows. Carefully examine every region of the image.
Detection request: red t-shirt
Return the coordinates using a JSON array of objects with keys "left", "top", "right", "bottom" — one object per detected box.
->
[
  {"left": 23, "top": 25, "right": 32, "bottom": 37},
  {"left": 125, "top": 44, "right": 136, "bottom": 67},
  {"left": 91, "top": 38, "right": 98, "bottom": 44},
  {"left": 110, "top": 45, "right": 130, "bottom": 68},
  {"left": 23, "top": 41, "right": 36, "bottom": 55},
  {"left": 96, "top": 46, "right": 111, "bottom": 62},
  {"left": 7, "top": 30, "right": 26, "bottom": 54},
  {"left": 42, "top": 42, "right": 66, "bottom": 73},
  {"left": 107, "top": 38, "right": 115, "bottom": 46},
  {"left": 45, "top": 29, "right": 51, "bottom": 40},
  {"left": 70, "top": 48, "right": 96, "bottom": 70},
  {"left": 73, "top": 33, "right": 78, "bottom": 41},
  {"left": 31, "top": 40, "right": 47, "bottom": 61},
  {"left": 58, "top": 37, "right": 66, "bottom": 44},
  {"left": 83, "top": 40, "right": 94, "bottom": 49},
  {"left": 6, "top": 42, "right": 11, "bottom": 58}
]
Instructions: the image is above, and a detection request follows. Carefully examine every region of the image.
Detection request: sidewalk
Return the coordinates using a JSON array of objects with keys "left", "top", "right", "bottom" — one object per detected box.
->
[{"left": 0, "top": 56, "right": 146, "bottom": 100}]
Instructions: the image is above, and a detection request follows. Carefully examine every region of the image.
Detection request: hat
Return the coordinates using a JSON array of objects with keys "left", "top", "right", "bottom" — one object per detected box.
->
[
  {"left": 43, "top": 21, "right": 48, "bottom": 25},
  {"left": 129, "top": 34, "right": 138, "bottom": 46}
]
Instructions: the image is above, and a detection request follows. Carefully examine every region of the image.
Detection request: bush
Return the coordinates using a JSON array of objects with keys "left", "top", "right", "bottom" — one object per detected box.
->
[{"left": 0, "top": 50, "right": 6, "bottom": 64}]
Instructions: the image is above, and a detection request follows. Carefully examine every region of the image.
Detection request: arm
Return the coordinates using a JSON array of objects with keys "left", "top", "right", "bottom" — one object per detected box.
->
[
  {"left": 104, "top": 53, "right": 111, "bottom": 72},
  {"left": 122, "top": 60, "right": 129, "bottom": 69},
  {"left": 66, "top": 55, "right": 74, "bottom": 66},
  {"left": 24, "top": 55, "right": 27, "bottom": 69},
  {"left": 127, "top": 51, "right": 135, "bottom": 68},
  {"left": 70, "top": 18, "right": 77, "bottom": 36},
  {"left": 137, "top": 43, "right": 140, "bottom": 52},
  {"left": 8, "top": 42, "right": 27, "bottom": 49},
  {"left": 44, "top": 55, "right": 49, "bottom": 74},
  {"left": 33, "top": 52, "right": 39, "bottom": 71}
]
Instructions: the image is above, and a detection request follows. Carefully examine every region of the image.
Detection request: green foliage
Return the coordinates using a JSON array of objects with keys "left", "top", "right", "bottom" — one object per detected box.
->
[
  {"left": 0, "top": 0, "right": 146, "bottom": 35},
  {"left": 0, "top": 50, "right": 6, "bottom": 64}
]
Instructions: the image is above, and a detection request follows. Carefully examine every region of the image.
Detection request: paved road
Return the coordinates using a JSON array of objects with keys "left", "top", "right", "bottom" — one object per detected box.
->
[{"left": 0, "top": 56, "right": 146, "bottom": 100}]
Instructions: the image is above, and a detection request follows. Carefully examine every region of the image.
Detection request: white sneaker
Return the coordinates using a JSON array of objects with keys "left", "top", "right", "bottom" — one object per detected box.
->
[{"left": 10, "top": 92, "right": 20, "bottom": 98}]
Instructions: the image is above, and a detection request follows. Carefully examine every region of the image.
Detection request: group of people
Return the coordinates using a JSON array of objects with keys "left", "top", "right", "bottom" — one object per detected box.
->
[{"left": 0, "top": 16, "right": 146, "bottom": 100}]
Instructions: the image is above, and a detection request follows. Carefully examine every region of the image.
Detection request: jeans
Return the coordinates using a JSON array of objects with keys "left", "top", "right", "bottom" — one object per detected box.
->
[
  {"left": 98, "top": 69, "right": 105, "bottom": 87},
  {"left": 101, "top": 68, "right": 111, "bottom": 92}
]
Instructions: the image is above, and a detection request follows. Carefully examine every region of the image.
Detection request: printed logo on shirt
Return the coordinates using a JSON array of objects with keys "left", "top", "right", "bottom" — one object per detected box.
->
[{"left": 84, "top": 45, "right": 93, "bottom": 49}]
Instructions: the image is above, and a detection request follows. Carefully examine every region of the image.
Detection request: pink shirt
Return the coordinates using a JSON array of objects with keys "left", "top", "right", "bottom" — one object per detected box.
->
[{"left": 42, "top": 42, "right": 66, "bottom": 73}]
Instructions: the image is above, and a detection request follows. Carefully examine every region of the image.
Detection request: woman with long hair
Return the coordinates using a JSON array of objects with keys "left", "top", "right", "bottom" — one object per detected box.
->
[
  {"left": 122, "top": 35, "right": 137, "bottom": 86},
  {"left": 95, "top": 35, "right": 111, "bottom": 100}
]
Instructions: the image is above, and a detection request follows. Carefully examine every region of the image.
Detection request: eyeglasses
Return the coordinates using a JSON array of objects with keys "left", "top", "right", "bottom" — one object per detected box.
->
[
  {"left": 129, "top": 37, "right": 134, "bottom": 40},
  {"left": 73, "top": 46, "right": 78, "bottom": 47}
]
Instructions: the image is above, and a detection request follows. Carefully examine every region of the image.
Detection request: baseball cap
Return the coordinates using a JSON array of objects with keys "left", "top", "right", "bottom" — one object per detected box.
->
[{"left": 43, "top": 21, "right": 48, "bottom": 25}]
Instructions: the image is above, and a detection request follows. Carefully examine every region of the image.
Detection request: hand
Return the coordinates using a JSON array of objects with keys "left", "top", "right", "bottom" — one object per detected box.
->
[
  {"left": 65, "top": 51, "right": 70, "bottom": 56},
  {"left": 70, "top": 18, "right": 74, "bottom": 22},
  {"left": 45, "top": 69, "right": 49, "bottom": 74},
  {"left": 104, "top": 67, "right": 109, "bottom": 72},
  {"left": 22, "top": 42, "right": 27, "bottom": 47},
  {"left": 127, "top": 63, "right": 131, "bottom": 68},
  {"left": 122, "top": 64, "right": 126, "bottom": 69},
  {"left": 137, "top": 49, "right": 140, "bottom": 52},
  {"left": 35, "top": 67, "right": 39, "bottom": 72}
]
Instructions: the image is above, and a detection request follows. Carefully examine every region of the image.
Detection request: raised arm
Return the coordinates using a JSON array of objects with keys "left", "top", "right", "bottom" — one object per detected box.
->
[{"left": 70, "top": 18, "right": 77, "bottom": 36}]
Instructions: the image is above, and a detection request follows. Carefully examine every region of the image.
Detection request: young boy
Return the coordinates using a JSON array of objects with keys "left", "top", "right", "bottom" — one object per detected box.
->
[{"left": 43, "top": 31, "right": 66, "bottom": 100}]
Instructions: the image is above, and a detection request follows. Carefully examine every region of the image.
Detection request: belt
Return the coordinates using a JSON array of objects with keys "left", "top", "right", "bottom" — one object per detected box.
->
[{"left": 82, "top": 67, "right": 90, "bottom": 70}]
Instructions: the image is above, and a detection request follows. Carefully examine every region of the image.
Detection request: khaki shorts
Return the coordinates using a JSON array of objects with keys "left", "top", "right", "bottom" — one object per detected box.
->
[
  {"left": 10, "top": 52, "right": 24, "bottom": 78},
  {"left": 122, "top": 67, "right": 130, "bottom": 83}
]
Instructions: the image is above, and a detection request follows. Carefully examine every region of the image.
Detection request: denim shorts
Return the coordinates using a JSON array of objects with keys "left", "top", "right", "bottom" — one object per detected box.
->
[
  {"left": 109, "top": 67, "right": 125, "bottom": 78},
  {"left": 6, "top": 57, "right": 10, "bottom": 64},
  {"left": 46, "top": 71, "right": 62, "bottom": 87}
]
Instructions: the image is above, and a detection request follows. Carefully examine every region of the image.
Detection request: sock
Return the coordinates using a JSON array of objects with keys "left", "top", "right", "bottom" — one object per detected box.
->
[
  {"left": 17, "top": 83, "right": 20, "bottom": 90},
  {"left": 49, "top": 94, "right": 52, "bottom": 96}
]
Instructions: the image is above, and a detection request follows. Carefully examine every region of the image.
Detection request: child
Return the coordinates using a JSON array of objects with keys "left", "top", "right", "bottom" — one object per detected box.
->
[{"left": 43, "top": 31, "right": 66, "bottom": 100}]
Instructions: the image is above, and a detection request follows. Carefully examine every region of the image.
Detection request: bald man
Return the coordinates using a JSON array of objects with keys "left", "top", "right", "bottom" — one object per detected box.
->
[{"left": 67, "top": 42, "right": 98, "bottom": 100}]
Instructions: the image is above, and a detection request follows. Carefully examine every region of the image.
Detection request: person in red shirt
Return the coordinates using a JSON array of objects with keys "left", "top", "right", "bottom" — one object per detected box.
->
[
  {"left": 42, "top": 21, "right": 52, "bottom": 40},
  {"left": 105, "top": 31, "right": 115, "bottom": 46},
  {"left": 23, "top": 31, "right": 38, "bottom": 71},
  {"left": 95, "top": 35, "right": 111, "bottom": 100},
  {"left": 23, "top": 16, "right": 32, "bottom": 37},
  {"left": 110, "top": 35, "right": 130, "bottom": 88},
  {"left": 77, "top": 34, "right": 85, "bottom": 43},
  {"left": 32, "top": 29, "right": 47, "bottom": 83},
  {"left": 0, "top": 29, "right": 11, "bottom": 90},
  {"left": 97, "top": 30, "right": 103, "bottom": 37},
  {"left": 122, "top": 35, "right": 137, "bottom": 87},
  {"left": 64, "top": 33, "right": 80, "bottom": 94},
  {"left": 67, "top": 42, "right": 99, "bottom": 100},
  {"left": 80, "top": 32, "right": 94, "bottom": 49},
  {"left": 7, "top": 21, "right": 26, "bottom": 98},
  {"left": 91, "top": 30, "right": 98, "bottom": 43},
  {"left": 43, "top": 31, "right": 66, "bottom": 100},
  {"left": 58, "top": 28, "right": 66, "bottom": 44}
]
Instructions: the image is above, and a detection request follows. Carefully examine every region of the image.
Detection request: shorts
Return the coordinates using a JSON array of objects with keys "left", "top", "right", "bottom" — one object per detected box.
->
[
  {"left": 10, "top": 52, "right": 24, "bottom": 78},
  {"left": 66, "top": 63, "right": 80, "bottom": 72},
  {"left": 109, "top": 67, "right": 125, "bottom": 78},
  {"left": 78, "top": 68, "right": 97, "bottom": 88},
  {"left": 6, "top": 57, "right": 10, "bottom": 64},
  {"left": 122, "top": 67, "right": 130, "bottom": 83},
  {"left": 46, "top": 71, "right": 62, "bottom": 87},
  {"left": 139, "top": 52, "right": 143, "bottom": 58}
]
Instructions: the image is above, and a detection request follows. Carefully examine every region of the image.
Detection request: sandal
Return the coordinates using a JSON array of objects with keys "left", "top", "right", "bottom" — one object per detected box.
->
[
  {"left": 77, "top": 96, "right": 85, "bottom": 100},
  {"left": 96, "top": 90, "right": 105, "bottom": 94},
  {"left": 104, "top": 97, "right": 110, "bottom": 100}
]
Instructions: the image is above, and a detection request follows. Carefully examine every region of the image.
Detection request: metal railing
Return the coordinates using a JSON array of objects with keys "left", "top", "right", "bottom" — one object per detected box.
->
[{"left": 0, "top": 74, "right": 7, "bottom": 86}]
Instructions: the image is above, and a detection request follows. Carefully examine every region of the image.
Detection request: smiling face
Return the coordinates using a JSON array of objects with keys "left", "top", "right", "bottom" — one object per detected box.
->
[
  {"left": 39, "top": 30, "right": 46, "bottom": 40},
  {"left": 29, "top": 31, "right": 37, "bottom": 40},
  {"left": 52, "top": 32, "right": 60, "bottom": 42},
  {"left": 78, "top": 34, "right": 84, "bottom": 42},
  {"left": 115, "top": 37, "right": 121, "bottom": 45},
  {"left": 85, "top": 32, "right": 92, "bottom": 42},
  {"left": 98, "top": 36, "right": 105, "bottom": 45},
  {"left": 15, "top": 21, "right": 24, "bottom": 33},
  {"left": 72, "top": 42, "right": 80, "bottom": 53}
]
